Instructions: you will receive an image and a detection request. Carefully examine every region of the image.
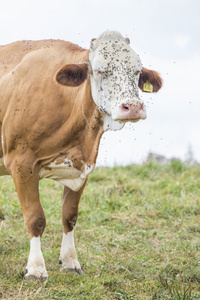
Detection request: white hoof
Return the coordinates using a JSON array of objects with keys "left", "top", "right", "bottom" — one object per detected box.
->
[
  {"left": 59, "top": 257, "right": 83, "bottom": 274},
  {"left": 61, "top": 267, "right": 83, "bottom": 275},
  {"left": 25, "top": 273, "right": 48, "bottom": 282},
  {"left": 25, "top": 264, "right": 48, "bottom": 280}
]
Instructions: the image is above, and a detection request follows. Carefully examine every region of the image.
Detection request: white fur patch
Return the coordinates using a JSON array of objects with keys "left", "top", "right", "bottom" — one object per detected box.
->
[
  {"left": 39, "top": 159, "right": 95, "bottom": 191},
  {"left": 80, "top": 163, "right": 95, "bottom": 179},
  {"left": 59, "top": 230, "right": 81, "bottom": 271},
  {"left": 25, "top": 236, "right": 48, "bottom": 279},
  {"left": 103, "top": 115, "right": 125, "bottom": 131},
  {"left": 89, "top": 30, "right": 143, "bottom": 126}
]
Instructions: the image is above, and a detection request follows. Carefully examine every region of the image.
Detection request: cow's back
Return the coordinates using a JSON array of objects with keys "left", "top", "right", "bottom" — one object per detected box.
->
[{"left": 0, "top": 40, "right": 88, "bottom": 77}]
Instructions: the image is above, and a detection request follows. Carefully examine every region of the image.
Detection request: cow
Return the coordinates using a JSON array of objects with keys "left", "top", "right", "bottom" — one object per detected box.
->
[{"left": 0, "top": 31, "right": 162, "bottom": 280}]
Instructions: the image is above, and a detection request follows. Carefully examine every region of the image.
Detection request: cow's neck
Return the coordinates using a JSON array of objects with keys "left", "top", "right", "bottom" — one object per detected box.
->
[
  {"left": 49, "top": 79, "right": 104, "bottom": 171},
  {"left": 78, "top": 79, "right": 104, "bottom": 167}
]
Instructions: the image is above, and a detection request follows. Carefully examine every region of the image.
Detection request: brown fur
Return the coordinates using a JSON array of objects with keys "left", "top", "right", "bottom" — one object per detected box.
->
[{"left": 62, "top": 182, "right": 87, "bottom": 234}]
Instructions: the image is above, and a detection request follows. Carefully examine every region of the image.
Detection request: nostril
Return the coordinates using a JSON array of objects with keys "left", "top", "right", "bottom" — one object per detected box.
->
[{"left": 122, "top": 104, "right": 130, "bottom": 111}]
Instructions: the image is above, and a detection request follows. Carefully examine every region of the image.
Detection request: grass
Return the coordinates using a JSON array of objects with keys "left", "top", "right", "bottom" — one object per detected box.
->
[{"left": 0, "top": 160, "right": 200, "bottom": 299}]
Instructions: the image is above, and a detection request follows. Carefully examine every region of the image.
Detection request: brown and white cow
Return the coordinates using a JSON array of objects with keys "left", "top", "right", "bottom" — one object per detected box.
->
[{"left": 0, "top": 31, "right": 162, "bottom": 280}]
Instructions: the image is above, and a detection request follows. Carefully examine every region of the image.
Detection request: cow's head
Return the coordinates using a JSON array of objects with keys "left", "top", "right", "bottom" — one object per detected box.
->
[{"left": 56, "top": 31, "right": 162, "bottom": 130}]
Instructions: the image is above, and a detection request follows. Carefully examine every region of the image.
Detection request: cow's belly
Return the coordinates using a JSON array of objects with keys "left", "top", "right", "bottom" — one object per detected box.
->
[
  {"left": 0, "top": 158, "right": 10, "bottom": 176},
  {"left": 39, "top": 159, "right": 94, "bottom": 192}
]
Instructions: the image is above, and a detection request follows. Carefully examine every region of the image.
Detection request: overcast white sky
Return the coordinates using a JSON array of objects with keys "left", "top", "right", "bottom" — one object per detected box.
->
[{"left": 0, "top": 0, "right": 199, "bottom": 165}]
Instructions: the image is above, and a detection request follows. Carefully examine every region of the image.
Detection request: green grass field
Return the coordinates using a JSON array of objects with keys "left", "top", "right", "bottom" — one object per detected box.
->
[{"left": 1, "top": 160, "right": 200, "bottom": 299}]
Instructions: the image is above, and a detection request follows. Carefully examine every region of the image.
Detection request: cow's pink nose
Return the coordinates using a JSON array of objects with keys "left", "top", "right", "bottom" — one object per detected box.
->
[
  {"left": 121, "top": 101, "right": 146, "bottom": 120},
  {"left": 122, "top": 102, "right": 143, "bottom": 112}
]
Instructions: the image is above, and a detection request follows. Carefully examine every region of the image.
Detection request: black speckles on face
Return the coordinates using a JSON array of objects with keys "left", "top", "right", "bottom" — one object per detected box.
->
[{"left": 90, "top": 34, "right": 142, "bottom": 117}]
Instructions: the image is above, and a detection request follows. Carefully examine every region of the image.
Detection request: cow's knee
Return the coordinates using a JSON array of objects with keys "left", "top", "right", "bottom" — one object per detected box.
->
[
  {"left": 62, "top": 214, "right": 78, "bottom": 232},
  {"left": 26, "top": 214, "right": 46, "bottom": 237}
]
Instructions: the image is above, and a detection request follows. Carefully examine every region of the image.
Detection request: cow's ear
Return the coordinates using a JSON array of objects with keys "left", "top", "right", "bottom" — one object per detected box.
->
[
  {"left": 139, "top": 67, "right": 163, "bottom": 93},
  {"left": 56, "top": 63, "right": 88, "bottom": 86},
  {"left": 90, "top": 38, "right": 98, "bottom": 50}
]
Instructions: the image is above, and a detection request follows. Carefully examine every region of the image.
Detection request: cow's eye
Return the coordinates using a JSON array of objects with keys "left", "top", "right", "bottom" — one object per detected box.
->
[
  {"left": 135, "top": 70, "right": 141, "bottom": 76},
  {"left": 95, "top": 70, "right": 106, "bottom": 77}
]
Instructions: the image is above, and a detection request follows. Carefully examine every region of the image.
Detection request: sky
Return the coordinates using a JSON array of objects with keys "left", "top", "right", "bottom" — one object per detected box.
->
[{"left": 0, "top": 0, "right": 199, "bottom": 166}]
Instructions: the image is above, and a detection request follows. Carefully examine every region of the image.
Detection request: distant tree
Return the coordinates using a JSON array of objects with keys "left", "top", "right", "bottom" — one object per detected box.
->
[
  {"left": 185, "top": 144, "right": 194, "bottom": 162},
  {"left": 147, "top": 152, "right": 168, "bottom": 165}
]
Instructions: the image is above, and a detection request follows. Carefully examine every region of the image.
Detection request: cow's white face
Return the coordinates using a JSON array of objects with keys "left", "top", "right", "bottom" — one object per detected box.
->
[
  {"left": 56, "top": 30, "right": 162, "bottom": 131},
  {"left": 89, "top": 31, "right": 146, "bottom": 129}
]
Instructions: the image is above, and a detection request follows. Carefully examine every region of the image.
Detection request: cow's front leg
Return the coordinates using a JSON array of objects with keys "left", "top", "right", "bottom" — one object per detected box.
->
[
  {"left": 59, "top": 184, "right": 86, "bottom": 274},
  {"left": 7, "top": 156, "right": 48, "bottom": 280}
]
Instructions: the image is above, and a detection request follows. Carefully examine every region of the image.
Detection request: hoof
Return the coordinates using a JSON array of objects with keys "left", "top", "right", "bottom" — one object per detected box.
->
[
  {"left": 25, "top": 274, "right": 38, "bottom": 281},
  {"left": 76, "top": 268, "right": 84, "bottom": 274},
  {"left": 25, "top": 271, "right": 48, "bottom": 282},
  {"left": 25, "top": 274, "right": 48, "bottom": 282},
  {"left": 60, "top": 267, "right": 84, "bottom": 275}
]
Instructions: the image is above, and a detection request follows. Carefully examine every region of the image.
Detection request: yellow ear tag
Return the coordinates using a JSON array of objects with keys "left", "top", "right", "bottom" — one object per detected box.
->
[{"left": 143, "top": 80, "right": 153, "bottom": 93}]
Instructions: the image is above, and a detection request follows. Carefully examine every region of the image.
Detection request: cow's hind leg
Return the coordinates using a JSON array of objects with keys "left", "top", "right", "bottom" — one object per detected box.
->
[
  {"left": 59, "top": 184, "right": 86, "bottom": 274},
  {"left": 6, "top": 154, "right": 48, "bottom": 280}
]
